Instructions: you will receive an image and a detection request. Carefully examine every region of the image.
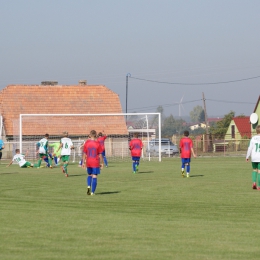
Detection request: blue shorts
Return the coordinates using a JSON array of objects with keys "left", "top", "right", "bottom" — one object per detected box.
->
[
  {"left": 87, "top": 167, "right": 101, "bottom": 175},
  {"left": 101, "top": 150, "right": 106, "bottom": 156},
  {"left": 132, "top": 156, "right": 140, "bottom": 161},
  {"left": 181, "top": 158, "right": 191, "bottom": 164}
]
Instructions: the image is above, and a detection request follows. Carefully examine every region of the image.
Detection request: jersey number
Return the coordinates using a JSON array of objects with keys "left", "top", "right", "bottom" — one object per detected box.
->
[{"left": 255, "top": 143, "right": 260, "bottom": 152}]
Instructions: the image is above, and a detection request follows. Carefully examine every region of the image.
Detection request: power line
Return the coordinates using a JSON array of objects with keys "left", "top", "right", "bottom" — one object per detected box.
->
[
  {"left": 128, "top": 99, "right": 202, "bottom": 112},
  {"left": 127, "top": 98, "right": 254, "bottom": 112},
  {"left": 207, "top": 99, "right": 255, "bottom": 104},
  {"left": 129, "top": 75, "right": 260, "bottom": 85}
]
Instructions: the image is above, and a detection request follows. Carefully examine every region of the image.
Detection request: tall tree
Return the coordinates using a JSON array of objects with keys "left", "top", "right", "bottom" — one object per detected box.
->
[
  {"left": 151, "top": 105, "right": 164, "bottom": 129},
  {"left": 190, "top": 105, "right": 204, "bottom": 123},
  {"left": 209, "top": 111, "right": 235, "bottom": 138},
  {"left": 162, "top": 114, "right": 175, "bottom": 137},
  {"left": 198, "top": 109, "right": 205, "bottom": 122}
]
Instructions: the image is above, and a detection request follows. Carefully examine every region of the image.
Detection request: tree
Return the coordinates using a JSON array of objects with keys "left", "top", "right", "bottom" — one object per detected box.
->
[
  {"left": 151, "top": 105, "right": 165, "bottom": 130},
  {"left": 161, "top": 114, "right": 187, "bottom": 138},
  {"left": 209, "top": 111, "right": 235, "bottom": 138},
  {"left": 161, "top": 114, "right": 175, "bottom": 137},
  {"left": 190, "top": 106, "right": 204, "bottom": 123},
  {"left": 198, "top": 109, "right": 205, "bottom": 122},
  {"left": 190, "top": 128, "right": 206, "bottom": 135}
]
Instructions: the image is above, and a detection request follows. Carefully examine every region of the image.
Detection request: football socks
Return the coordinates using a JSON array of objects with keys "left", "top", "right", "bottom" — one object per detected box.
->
[
  {"left": 252, "top": 171, "right": 257, "bottom": 183},
  {"left": 92, "top": 178, "right": 97, "bottom": 193}
]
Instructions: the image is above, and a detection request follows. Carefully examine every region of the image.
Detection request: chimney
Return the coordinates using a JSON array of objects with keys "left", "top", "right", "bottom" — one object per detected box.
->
[
  {"left": 41, "top": 81, "right": 58, "bottom": 86},
  {"left": 79, "top": 80, "right": 87, "bottom": 86}
]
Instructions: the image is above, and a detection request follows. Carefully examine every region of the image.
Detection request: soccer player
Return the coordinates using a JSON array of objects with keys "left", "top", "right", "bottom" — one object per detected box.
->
[
  {"left": 6, "top": 149, "right": 34, "bottom": 168},
  {"left": 35, "top": 134, "right": 52, "bottom": 168},
  {"left": 97, "top": 131, "right": 108, "bottom": 168},
  {"left": 82, "top": 130, "right": 102, "bottom": 195},
  {"left": 246, "top": 125, "right": 260, "bottom": 189},
  {"left": 129, "top": 132, "right": 143, "bottom": 174},
  {"left": 48, "top": 142, "right": 61, "bottom": 166},
  {"left": 179, "top": 130, "right": 196, "bottom": 178},
  {"left": 57, "top": 132, "right": 74, "bottom": 177},
  {"left": 0, "top": 138, "right": 4, "bottom": 164}
]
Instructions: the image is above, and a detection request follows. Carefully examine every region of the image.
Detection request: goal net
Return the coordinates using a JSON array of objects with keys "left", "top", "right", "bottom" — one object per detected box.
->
[{"left": 14, "top": 113, "right": 161, "bottom": 163}]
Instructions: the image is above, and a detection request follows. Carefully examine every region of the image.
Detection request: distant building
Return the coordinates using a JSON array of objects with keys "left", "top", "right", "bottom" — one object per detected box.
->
[{"left": 0, "top": 81, "right": 128, "bottom": 139}]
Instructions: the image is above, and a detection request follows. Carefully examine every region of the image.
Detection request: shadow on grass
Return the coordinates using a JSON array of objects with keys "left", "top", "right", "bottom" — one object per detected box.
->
[
  {"left": 190, "top": 175, "right": 204, "bottom": 177},
  {"left": 0, "top": 172, "right": 19, "bottom": 175},
  {"left": 69, "top": 174, "right": 86, "bottom": 177},
  {"left": 96, "top": 191, "right": 121, "bottom": 195},
  {"left": 137, "top": 171, "right": 154, "bottom": 174}
]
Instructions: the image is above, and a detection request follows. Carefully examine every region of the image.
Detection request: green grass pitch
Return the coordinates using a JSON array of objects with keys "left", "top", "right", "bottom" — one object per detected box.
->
[{"left": 1, "top": 157, "right": 260, "bottom": 260}]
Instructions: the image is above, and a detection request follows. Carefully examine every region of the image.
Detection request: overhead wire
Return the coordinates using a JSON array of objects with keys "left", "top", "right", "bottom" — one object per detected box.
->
[{"left": 129, "top": 75, "right": 260, "bottom": 85}]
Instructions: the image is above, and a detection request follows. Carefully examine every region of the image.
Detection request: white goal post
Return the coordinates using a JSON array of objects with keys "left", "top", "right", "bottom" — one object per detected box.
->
[{"left": 18, "top": 113, "right": 162, "bottom": 162}]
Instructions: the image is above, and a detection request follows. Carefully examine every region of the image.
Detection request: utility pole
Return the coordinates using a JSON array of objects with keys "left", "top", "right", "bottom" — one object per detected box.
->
[
  {"left": 125, "top": 73, "right": 131, "bottom": 122},
  {"left": 202, "top": 92, "right": 209, "bottom": 152}
]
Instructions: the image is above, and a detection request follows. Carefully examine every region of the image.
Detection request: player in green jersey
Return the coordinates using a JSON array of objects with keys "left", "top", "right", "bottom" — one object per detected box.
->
[
  {"left": 246, "top": 125, "right": 260, "bottom": 189},
  {"left": 57, "top": 132, "right": 74, "bottom": 177},
  {"left": 6, "top": 149, "right": 34, "bottom": 168},
  {"left": 35, "top": 134, "right": 53, "bottom": 168}
]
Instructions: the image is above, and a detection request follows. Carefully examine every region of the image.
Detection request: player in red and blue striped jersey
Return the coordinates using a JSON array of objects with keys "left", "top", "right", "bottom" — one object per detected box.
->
[
  {"left": 179, "top": 130, "right": 196, "bottom": 178},
  {"left": 82, "top": 130, "right": 102, "bottom": 195},
  {"left": 97, "top": 131, "right": 108, "bottom": 168},
  {"left": 129, "top": 132, "right": 143, "bottom": 174}
]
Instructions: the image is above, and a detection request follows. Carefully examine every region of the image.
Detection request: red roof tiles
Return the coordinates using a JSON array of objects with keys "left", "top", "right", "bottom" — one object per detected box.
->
[
  {"left": 0, "top": 84, "right": 128, "bottom": 136},
  {"left": 233, "top": 117, "right": 251, "bottom": 138}
]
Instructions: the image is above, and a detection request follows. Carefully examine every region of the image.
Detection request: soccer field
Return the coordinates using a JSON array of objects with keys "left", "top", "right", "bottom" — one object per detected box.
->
[{"left": 1, "top": 157, "right": 260, "bottom": 260}]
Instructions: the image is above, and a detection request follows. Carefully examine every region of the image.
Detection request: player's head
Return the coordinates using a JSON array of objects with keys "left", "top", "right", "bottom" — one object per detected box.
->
[
  {"left": 98, "top": 132, "right": 103, "bottom": 137},
  {"left": 45, "top": 133, "right": 49, "bottom": 138},
  {"left": 15, "top": 148, "right": 20, "bottom": 153},
  {"left": 90, "top": 130, "right": 97, "bottom": 138},
  {"left": 63, "top": 131, "right": 68, "bottom": 137},
  {"left": 183, "top": 130, "right": 189, "bottom": 137},
  {"left": 133, "top": 132, "right": 139, "bottom": 138},
  {"left": 256, "top": 125, "right": 260, "bottom": 134}
]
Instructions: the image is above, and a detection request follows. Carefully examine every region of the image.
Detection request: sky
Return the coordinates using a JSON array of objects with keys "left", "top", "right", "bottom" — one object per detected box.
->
[{"left": 1, "top": 0, "right": 260, "bottom": 119}]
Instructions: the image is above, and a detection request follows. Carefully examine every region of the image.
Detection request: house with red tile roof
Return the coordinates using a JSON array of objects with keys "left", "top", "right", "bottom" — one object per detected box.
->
[
  {"left": 225, "top": 116, "right": 251, "bottom": 140},
  {"left": 0, "top": 81, "right": 128, "bottom": 139},
  {"left": 251, "top": 95, "right": 260, "bottom": 131}
]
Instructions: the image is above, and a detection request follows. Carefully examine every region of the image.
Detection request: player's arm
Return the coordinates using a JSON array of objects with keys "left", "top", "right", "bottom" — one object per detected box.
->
[
  {"left": 81, "top": 152, "right": 86, "bottom": 168},
  {"left": 6, "top": 160, "right": 13, "bottom": 167},
  {"left": 99, "top": 153, "right": 103, "bottom": 169},
  {"left": 36, "top": 142, "right": 40, "bottom": 154},
  {"left": 56, "top": 142, "right": 63, "bottom": 152},
  {"left": 246, "top": 140, "right": 253, "bottom": 162},
  {"left": 179, "top": 140, "right": 182, "bottom": 154},
  {"left": 191, "top": 147, "right": 196, "bottom": 158},
  {"left": 103, "top": 130, "right": 107, "bottom": 139}
]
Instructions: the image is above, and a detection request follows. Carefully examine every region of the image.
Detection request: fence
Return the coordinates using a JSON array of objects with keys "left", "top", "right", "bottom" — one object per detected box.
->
[{"left": 1, "top": 134, "right": 250, "bottom": 163}]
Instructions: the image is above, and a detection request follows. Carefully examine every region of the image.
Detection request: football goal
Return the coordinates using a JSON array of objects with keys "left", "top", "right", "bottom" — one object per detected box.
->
[{"left": 16, "top": 113, "right": 162, "bottom": 162}]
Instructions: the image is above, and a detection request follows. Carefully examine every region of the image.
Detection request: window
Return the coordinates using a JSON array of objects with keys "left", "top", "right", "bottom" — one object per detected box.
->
[{"left": 231, "top": 125, "right": 235, "bottom": 138}]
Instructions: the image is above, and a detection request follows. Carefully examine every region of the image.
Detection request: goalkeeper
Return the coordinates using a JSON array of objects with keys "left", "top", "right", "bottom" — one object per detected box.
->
[{"left": 48, "top": 142, "right": 61, "bottom": 166}]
